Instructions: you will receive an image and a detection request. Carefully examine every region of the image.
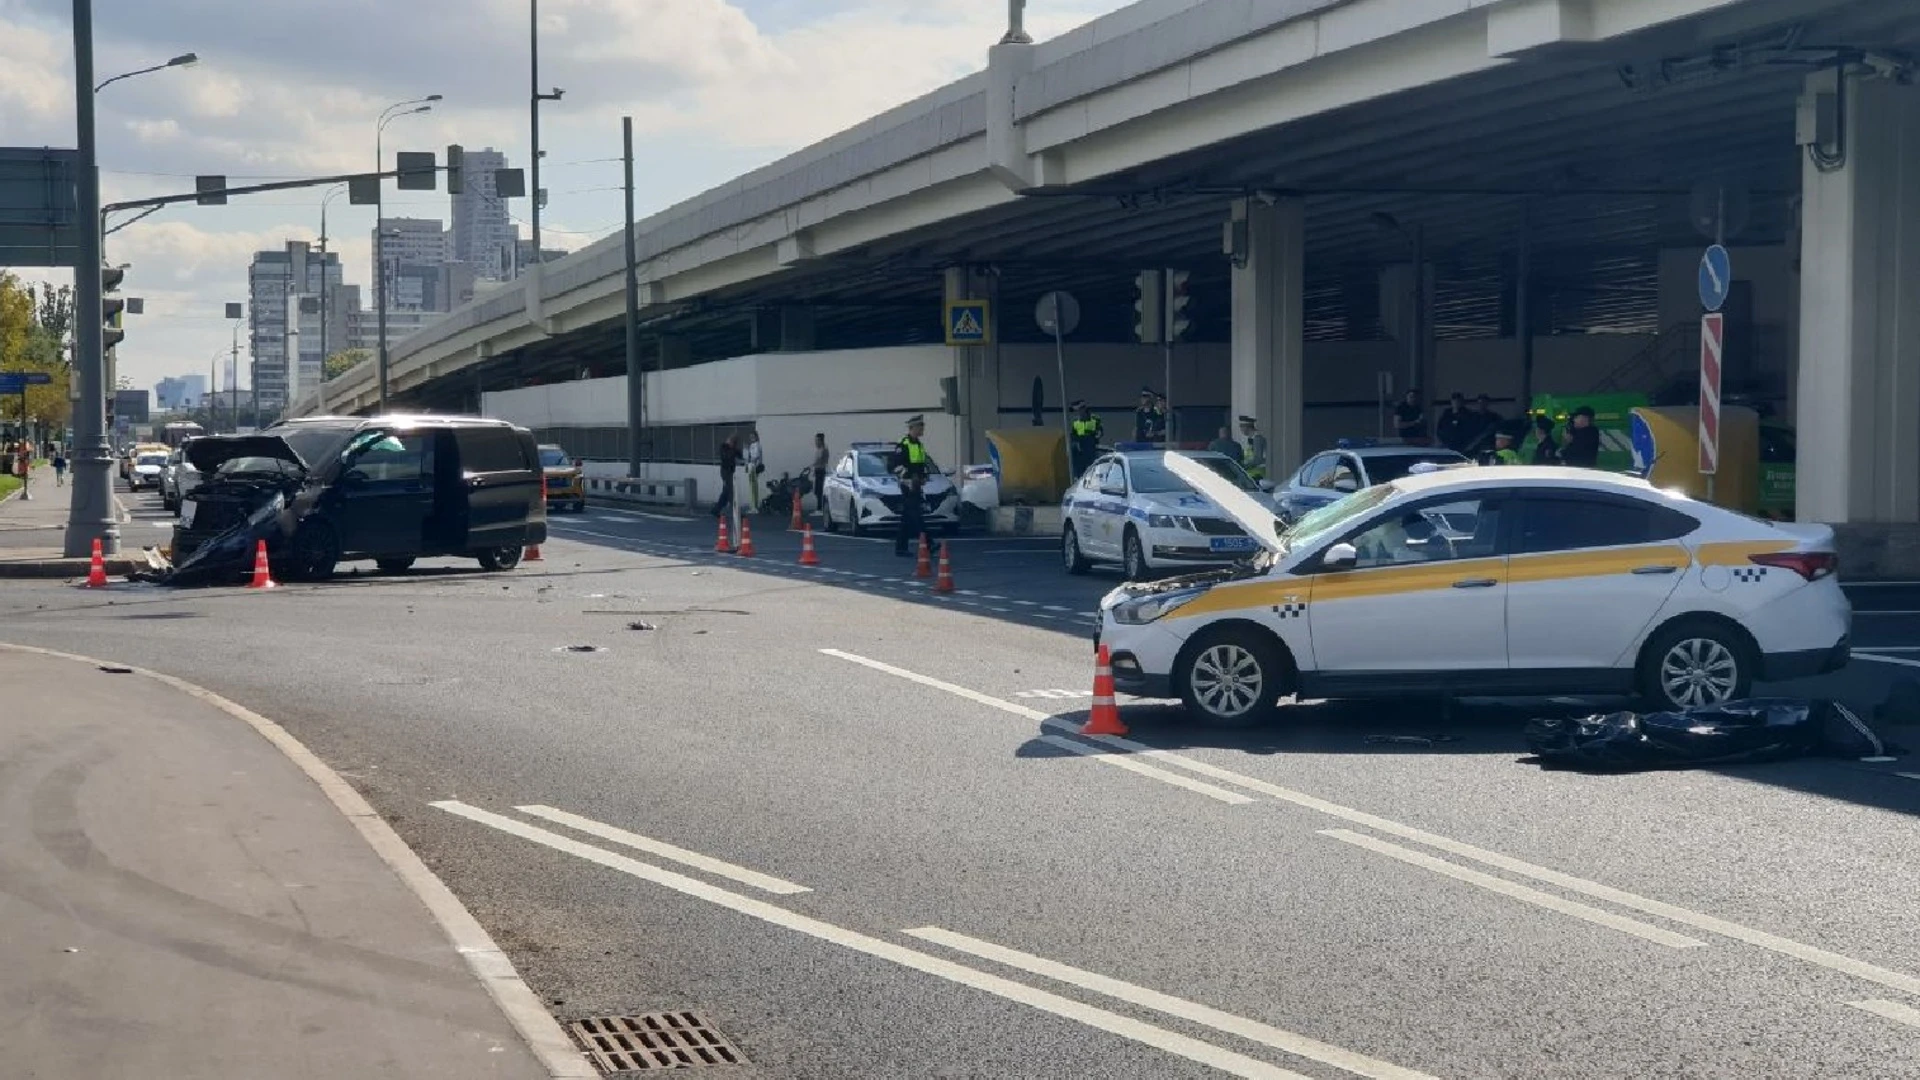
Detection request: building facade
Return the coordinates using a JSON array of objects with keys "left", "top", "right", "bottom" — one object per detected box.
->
[
  {"left": 451, "top": 148, "right": 515, "bottom": 282},
  {"left": 248, "top": 242, "right": 343, "bottom": 410}
]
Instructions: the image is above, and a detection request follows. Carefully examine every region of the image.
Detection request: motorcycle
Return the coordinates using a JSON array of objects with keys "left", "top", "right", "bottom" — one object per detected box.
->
[{"left": 758, "top": 471, "right": 811, "bottom": 516}]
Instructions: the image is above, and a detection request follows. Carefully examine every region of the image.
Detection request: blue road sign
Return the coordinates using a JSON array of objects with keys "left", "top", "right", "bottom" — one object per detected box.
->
[
  {"left": 1698, "top": 244, "right": 1731, "bottom": 312},
  {"left": 944, "top": 299, "right": 991, "bottom": 345},
  {"left": 0, "top": 372, "right": 52, "bottom": 393}
]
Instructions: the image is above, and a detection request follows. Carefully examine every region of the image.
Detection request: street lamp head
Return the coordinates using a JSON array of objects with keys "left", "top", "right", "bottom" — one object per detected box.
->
[
  {"left": 425, "top": 94, "right": 444, "bottom": 102},
  {"left": 167, "top": 53, "right": 199, "bottom": 68}
]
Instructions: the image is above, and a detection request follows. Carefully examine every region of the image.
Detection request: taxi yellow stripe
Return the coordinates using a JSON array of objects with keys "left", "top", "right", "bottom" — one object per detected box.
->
[
  {"left": 1505, "top": 544, "right": 1688, "bottom": 585},
  {"left": 1694, "top": 540, "right": 1795, "bottom": 567}
]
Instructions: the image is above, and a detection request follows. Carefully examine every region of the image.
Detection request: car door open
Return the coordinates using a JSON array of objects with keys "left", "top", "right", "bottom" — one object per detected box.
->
[{"left": 1303, "top": 495, "right": 1509, "bottom": 684}]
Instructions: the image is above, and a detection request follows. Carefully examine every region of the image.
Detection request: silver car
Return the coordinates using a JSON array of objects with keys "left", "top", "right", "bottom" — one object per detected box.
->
[{"left": 160, "top": 445, "right": 203, "bottom": 513}]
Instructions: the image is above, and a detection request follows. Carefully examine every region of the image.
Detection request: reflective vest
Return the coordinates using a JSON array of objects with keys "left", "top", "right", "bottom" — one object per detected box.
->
[
  {"left": 1071, "top": 418, "right": 1100, "bottom": 439},
  {"left": 1242, "top": 441, "right": 1266, "bottom": 480},
  {"left": 1493, "top": 447, "right": 1522, "bottom": 466},
  {"left": 899, "top": 437, "right": 928, "bottom": 465}
]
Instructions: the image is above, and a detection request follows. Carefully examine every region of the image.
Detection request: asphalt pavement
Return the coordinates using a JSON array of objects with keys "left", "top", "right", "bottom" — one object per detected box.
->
[{"left": 0, "top": 488, "right": 1916, "bottom": 1078}]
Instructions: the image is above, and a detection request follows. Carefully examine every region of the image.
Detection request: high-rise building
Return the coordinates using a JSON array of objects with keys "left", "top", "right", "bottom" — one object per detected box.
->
[
  {"left": 451, "top": 147, "right": 516, "bottom": 282},
  {"left": 248, "top": 242, "right": 343, "bottom": 410},
  {"left": 375, "top": 217, "right": 452, "bottom": 312},
  {"left": 154, "top": 375, "right": 207, "bottom": 410}
]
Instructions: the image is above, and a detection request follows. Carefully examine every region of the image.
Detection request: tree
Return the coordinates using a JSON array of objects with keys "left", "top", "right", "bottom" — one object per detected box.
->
[
  {"left": 35, "top": 283, "right": 74, "bottom": 346},
  {"left": 0, "top": 272, "right": 70, "bottom": 431},
  {"left": 325, "top": 348, "right": 372, "bottom": 380}
]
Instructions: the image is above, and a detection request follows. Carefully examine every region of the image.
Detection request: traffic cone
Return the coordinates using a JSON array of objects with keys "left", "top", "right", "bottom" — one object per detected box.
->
[
  {"left": 933, "top": 542, "right": 955, "bottom": 593},
  {"left": 83, "top": 538, "right": 108, "bottom": 588},
  {"left": 914, "top": 533, "right": 933, "bottom": 579},
  {"left": 790, "top": 492, "right": 805, "bottom": 531},
  {"left": 737, "top": 517, "right": 756, "bottom": 557},
  {"left": 523, "top": 543, "right": 543, "bottom": 562},
  {"left": 246, "top": 540, "right": 277, "bottom": 590},
  {"left": 798, "top": 523, "right": 820, "bottom": 566},
  {"left": 1080, "top": 644, "right": 1129, "bottom": 737},
  {"left": 715, "top": 517, "right": 731, "bottom": 553}
]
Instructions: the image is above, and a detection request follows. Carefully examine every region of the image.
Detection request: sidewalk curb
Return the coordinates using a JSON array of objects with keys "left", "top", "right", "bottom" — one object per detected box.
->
[
  {"left": 0, "top": 642, "right": 596, "bottom": 1080},
  {"left": 0, "top": 557, "right": 146, "bottom": 579}
]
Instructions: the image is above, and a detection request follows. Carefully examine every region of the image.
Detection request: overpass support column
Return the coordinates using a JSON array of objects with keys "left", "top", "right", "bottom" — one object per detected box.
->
[
  {"left": 945, "top": 266, "right": 997, "bottom": 464},
  {"left": 1795, "top": 71, "right": 1920, "bottom": 533},
  {"left": 1229, "top": 197, "right": 1305, "bottom": 477}
]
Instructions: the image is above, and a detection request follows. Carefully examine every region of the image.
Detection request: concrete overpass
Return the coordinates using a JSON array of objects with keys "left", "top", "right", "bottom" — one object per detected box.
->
[{"left": 289, "top": 0, "right": 1920, "bottom": 550}]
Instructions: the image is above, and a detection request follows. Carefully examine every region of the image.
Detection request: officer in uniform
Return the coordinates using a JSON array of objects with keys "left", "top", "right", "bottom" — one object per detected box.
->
[
  {"left": 1068, "top": 400, "right": 1102, "bottom": 480},
  {"left": 890, "top": 414, "right": 932, "bottom": 556},
  {"left": 1238, "top": 415, "right": 1268, "bottom": 482}
]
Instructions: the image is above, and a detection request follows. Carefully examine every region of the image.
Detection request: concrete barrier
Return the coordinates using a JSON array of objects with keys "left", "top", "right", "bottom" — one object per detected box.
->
[
  {"left": 1833, "top": 523, "right": 1920, "bottom": 581},
  {"left": 586, "top": 476, "right": 699, "bottom": 511},
  {"left": 988, "top": 505, "right": 1064, "bottom": 537}
]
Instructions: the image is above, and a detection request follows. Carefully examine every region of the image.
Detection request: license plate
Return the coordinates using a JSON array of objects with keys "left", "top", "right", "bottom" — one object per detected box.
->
[{"left": 1209, "top": 536, "right": 1257, "bottom": 553}]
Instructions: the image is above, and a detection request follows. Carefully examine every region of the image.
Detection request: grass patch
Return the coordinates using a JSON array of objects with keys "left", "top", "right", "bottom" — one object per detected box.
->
[{"left": 0, "top": 474, "right": 21, "bottom": 501}]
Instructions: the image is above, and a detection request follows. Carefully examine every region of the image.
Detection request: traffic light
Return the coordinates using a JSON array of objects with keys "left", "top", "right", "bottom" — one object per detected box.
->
[
  {"left": 102, "top": 266, "right": 126, "bottom": 350},
  {"left": 445, "top": 144, "right": 464, "bottom": 196},
  {"left": 1133, "top": 270, "right": 1163, "bottom": 344},
  {"left": 1165, "top": 269, "right": 1192, "bottom": 342}
]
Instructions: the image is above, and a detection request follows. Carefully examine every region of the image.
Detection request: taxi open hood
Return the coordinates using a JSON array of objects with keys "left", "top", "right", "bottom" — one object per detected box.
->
[
  {"left": 185, "top": 434, "right": 307, "bottom": 475},
  {"left": 1162, "top": 452, "right": 1286, "bottom": 554}
]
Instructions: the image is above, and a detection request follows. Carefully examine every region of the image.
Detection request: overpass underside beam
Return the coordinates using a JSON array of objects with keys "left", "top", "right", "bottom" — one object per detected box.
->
[{"left": 1229, "top": 197, "right": 1305, "bottom": 478}]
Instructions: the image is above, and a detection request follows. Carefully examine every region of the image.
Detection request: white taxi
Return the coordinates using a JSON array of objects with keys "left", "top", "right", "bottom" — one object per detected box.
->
[
  {"left": 1096, "top": 456, "right": 1850, "bottom": 725},
  {"left": 1062, "top": 450, "right": 1271, "bottom": 580}
]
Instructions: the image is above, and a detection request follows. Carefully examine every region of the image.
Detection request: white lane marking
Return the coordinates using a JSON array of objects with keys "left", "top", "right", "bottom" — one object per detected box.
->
[
  {"left": 432, "top": 802, "right": 1312, "bottom": 1080},
  {"left": 1042, "top": 605, "right": 1072, "bottom": 612},
  {"left": 1035, "top": 736, "right": 1253, "bottom": 805},
  {"left": 1853, "top": 653, "right": 1920, "bottom": 669},
  {"left": 1853, "top": 610, "right": 1920, "bottom": 616},
  {"left": 1320, "top": 830, "right": 1705, "bottom": 950},
  {"left": 1896, "top": 772, "right": 1920, "bottom": 782},
  {"left": 586, "top": 508, "right": 695, "bottom": 523},
  {"left": 1850, "top": 999, "right": 1920, "bottom": 1030},
  {"left": 905, "top": 927, "right": 1436, "bottom": 1080},
  {"left": 983, "top": 548, "right": 1061, "bottom": 555},
  {"left": 1014, "top": 600, "right": 1040, "bottom": 606},
  {"left": 830, "top": 652, "right": 1920, "bottom": 999},
  {"left": 514, "top": 805, "right": 809, "bottom": 895},
  {"left": 821, "top": 650, "right": 1250, "bottom": 805},
  {"left": 814, "top": 531, "right": 888, "bottom": 544},
  {"left": 1849, "top": 645, "right": 1920, "bottom": 652},
  {"left": 549, "top": 525, "right": 654, "bottom": 544}
]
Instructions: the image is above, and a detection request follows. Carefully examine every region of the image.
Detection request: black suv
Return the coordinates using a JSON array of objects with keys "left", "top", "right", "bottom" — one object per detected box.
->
[{"left": 170, "top": 415, "right": 548, "bottom": 582}]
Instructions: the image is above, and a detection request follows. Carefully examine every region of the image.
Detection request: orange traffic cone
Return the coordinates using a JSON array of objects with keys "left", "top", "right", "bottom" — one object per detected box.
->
[
  {"left": 246, "top": 540, "right": 277, "bottom": 590},
  {"left": 790, "top": 492, "right": 805, "bottom": 531},
  {"left": 523, "top": 543, "right": 543, "bottom": 562},
  {"left": 715, "top": 517, "right": 731, "bottom": 552},
  {"left": 737, "top": 516, "right": 756, "bottom": 557},
  {"left": 798, "top": 523, "right": 820, "bottom": 566},
  {"left": 933, "top": 542, "right": 955, "bottom": 593},
  {"left": 83, "top": 538, "right": 108, "bottom": 588},
  {"left": 914, "top": 533, "right": 933, "bottom": 579},
  {"left": 1080, "top": 644, "right": 1129, "bottom": 737}
]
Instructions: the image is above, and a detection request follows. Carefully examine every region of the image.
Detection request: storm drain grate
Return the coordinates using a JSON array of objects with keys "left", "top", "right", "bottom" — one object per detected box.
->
[{"left": 568, "top": 1011, "right": 747, "bottom": 1072}]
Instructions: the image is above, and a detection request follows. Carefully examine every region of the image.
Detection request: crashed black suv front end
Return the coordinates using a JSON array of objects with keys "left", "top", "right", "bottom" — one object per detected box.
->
[{"left": 165, "top": 436, "right": 315, "bottom": 585}]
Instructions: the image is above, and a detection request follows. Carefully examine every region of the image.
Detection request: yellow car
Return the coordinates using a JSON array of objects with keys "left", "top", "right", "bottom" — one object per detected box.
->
[{"left": 539, "top": 444, "right": 585, "bottom": 513}]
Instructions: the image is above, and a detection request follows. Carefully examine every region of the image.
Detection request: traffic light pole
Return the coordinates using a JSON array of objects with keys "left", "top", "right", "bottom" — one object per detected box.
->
[{"left": 64, "top": 0, "right": 120, "bottom": 559}]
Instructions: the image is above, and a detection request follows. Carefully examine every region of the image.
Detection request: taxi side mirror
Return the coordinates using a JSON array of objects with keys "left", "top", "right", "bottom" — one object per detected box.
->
[{"left": 1321, "top": 542, "right": 1358, "bottom": 572}]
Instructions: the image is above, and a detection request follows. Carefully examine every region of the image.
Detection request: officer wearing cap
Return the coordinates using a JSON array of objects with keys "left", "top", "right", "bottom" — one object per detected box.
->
[
  {"left": 1238, "top": 415, "right": 1268, "bottom": 482},
  {"left": 1068, "top": 400, "right": 1102, "bottom": 479},
  {"left": 1134, "top": 387, "right": 1166, "bottom": 444},
  {"left": 1489, "top": 430, "right": 1523, "bottom": 466},
  {"left": 889, "top": 414, "right": 932, "bottom": 556}
]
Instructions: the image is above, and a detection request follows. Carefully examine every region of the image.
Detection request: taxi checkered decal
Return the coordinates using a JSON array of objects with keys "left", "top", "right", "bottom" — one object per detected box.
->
[
  {"left": 1272, "top": 601, "right": 1307, "bottom": 619},
  {"left": 1733, "top": 566, "right": 1767, "bottom": 583}
]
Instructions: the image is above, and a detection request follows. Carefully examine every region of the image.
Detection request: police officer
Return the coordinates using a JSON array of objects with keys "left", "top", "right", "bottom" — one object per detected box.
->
[
  {"left": 1238, "top": 415, "right": 1268, "bottom": 482},
  {"left": 1489, "top": 430, "right": 1523, "bottom": 465},
  {"left": 890, "top": 414, "right": 932, "bottom": 557},
  {"left": 1134, "top": 387, "right": 1166, "bottom": 444},
  {"left": 1068, "top": 400, "right": 1102, "bottom": 479}
]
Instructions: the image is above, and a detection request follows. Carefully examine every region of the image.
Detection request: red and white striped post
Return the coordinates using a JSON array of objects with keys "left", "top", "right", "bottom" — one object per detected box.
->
[{"left": 1698, "top": 311, "right": 1724, "bottom": 499}]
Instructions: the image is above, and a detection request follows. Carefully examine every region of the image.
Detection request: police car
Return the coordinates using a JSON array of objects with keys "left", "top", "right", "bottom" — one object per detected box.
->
[
  {"left": 821, "top": 442, "right": 961, "bottom": 536},
  {"left": 1096, "top": 457, "right": 1850, "bottom": 725},
  {"left": 1273, "top": 439, "right": 1469, "bottom": 525},
  {"left": 1062, "top": 450, "right": 1276, "bottom": 580}
]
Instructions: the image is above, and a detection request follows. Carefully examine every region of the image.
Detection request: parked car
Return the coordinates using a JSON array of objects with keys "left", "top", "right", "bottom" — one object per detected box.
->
[
  {"left": 1273, "top": 440, "right": 1468, "bottom": 525},
  {"left": 168, "top": 415, "right": 548, "bottom": 584},
  {"left": 1062, "top": 450, "right": 1275, "bottom": 580},
  {"left": 1095, "top": 457, "right": 1849, "bottom": 725},
  {"left": 820, "top": 442, "right": 961, "bottom": 536},
  {"left": 539, "top": 443, "right": 586, "bottom": 513},
  {"left": 161, "top": 444, "right": 204, "bottom": 514}
]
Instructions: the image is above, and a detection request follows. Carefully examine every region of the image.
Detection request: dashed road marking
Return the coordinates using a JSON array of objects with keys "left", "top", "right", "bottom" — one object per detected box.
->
[
  {"left": 1852, "top": 999, "right": 1920, "bottom": 1030},
  {"left": 516, "top": 805, "right": 809, "bottom": 895}
]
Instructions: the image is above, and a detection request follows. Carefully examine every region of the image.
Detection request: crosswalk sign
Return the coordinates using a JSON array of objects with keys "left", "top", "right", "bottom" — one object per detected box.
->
[{"left": 944, "top": 299, "right": 991, "bottom": 346}]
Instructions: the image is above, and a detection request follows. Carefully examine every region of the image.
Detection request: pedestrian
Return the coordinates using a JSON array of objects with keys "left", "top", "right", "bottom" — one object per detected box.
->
[
  {"left": 1393, "top": 389, "right": 1426, "bottom": 443},
  {"left": 1559, "top": 405, "right": 1600, "bottom": 468},
  {"left": 711, "top": 435, "right": 740, "bottom": 518},
  {"left": 52, "top": 448, "right": 67, "bottom": 487},
  {"left": 1068, "top": 400, "right": 1102, "bottom": 479},
  {"left": 811, "top": 433, "right": 830, "bottom": 514},
  {"left": 1134, "top": 387, "right": 1166, "bottom": 444},
  {"left": 889, "top": 414, "right": 931, "bottom": 557},
  {"left": 1489, "top": 430, "right": 1523, "bottom": 465},
  {"left": 1464, "top": 394, "right": 1502, "bottom": 458},
  {"left": 1435, "top": 392, "right": 1471, "bottom": 453},
  {"left": 744, "top": 428, "right": 765, "bottom": 513},
  {"left": 1237, "top": 415, "right": 1268, "bottom": 482},
  {"left": 1530, "top": 414, "right": 1559, "bottom": 465},
  {"left": 1207, "top": 426, "right": 1241, "bottom": 459}
]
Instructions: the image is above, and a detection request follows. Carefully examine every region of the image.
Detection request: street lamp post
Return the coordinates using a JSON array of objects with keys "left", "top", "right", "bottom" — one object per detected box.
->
[
  {"left": 375, "top": 96, "right": 439, "bottom": 415},
  {"left": 318, "top": 184, "right": 347, "bottom": 413},
  {"left": 530, "top": 0, "right": 564, "bottom": 265},
  {"left": 93, "top": 51, "right": 196, "bottom": 94}
]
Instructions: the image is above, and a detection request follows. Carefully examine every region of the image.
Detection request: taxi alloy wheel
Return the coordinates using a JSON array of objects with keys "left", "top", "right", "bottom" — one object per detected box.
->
[
  {"left": 1180, "top": 629, "right": 1283, "bottom": 726},
  {"left": 1062, "top": 524, "right": 1090, "bottom": 575},
  {"left": 1658, "top": 637, "right": 1740, "bottom": 709}
]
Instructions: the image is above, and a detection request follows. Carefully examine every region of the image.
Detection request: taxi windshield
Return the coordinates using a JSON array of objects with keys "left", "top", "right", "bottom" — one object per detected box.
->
[
  {"left": 137, "top": 453, "right": 168, "bottom": 467},
  {"left": 1282, "top": 483, "right": 1398, "bottom": 552},
  {"left": 1130, "top": 456, "right": 1257, "bottom": 493},
  {"left": 539, "top": 447, "right": 571, "bottom": 468}
]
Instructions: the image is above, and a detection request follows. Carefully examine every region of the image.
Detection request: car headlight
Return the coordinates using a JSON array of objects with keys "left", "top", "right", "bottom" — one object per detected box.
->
[
  {"left": 1146, "top": 513, "right": 1196, "bottom": 530},
  {"left": 1110, "top": 587, "right": 1208, "bottom": 625}
]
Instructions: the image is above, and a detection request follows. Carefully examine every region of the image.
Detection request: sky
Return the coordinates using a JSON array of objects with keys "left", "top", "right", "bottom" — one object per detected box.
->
[{"left": 0, "top": 0, "right": 1128, "bottom": 394}]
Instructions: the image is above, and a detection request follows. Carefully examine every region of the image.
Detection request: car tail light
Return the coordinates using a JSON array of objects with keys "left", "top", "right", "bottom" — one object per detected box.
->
[{"left": 1750, "top": 551, "right": 1837, "bottom": 582}]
